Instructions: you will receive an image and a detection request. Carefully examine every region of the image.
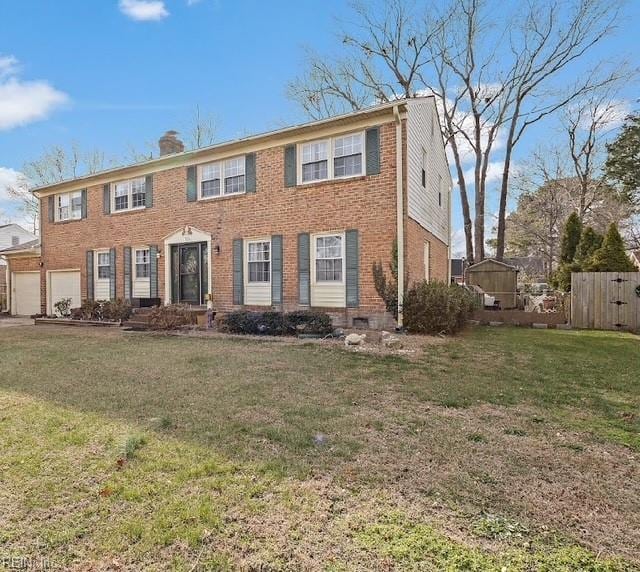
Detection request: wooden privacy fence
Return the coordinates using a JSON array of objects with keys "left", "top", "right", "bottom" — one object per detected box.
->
[{"left": 571, "top": 272, "right": 640, "bottom": 332}]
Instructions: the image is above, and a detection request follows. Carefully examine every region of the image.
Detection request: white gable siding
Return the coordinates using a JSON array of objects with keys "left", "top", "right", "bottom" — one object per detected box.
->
[
  {"left": 406, "top": 98, "right": 451, "bottom": 244},
  {"left": 0, "top": 224, "right": 36, "bottom": 251}
]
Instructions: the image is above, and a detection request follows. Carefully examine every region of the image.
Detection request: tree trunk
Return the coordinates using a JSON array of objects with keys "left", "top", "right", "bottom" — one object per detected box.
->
[{"left": 496, "top": 113, "right": 519, "bottom": 261}]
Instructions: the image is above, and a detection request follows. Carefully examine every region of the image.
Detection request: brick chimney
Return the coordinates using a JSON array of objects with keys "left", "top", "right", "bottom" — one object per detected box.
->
[{"left": 159, "top": 130, "right": 185, "bottom": 156}]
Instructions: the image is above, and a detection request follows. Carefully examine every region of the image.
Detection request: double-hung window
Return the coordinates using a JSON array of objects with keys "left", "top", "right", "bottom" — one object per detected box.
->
[
  {"left": 315, "top": 235, "right": 343, "bottom": 282},
  {"left": 113, "top": 178, "right": 146, "bottom": 212},
  {"left": 135, "top": 249, "right": 150, "bottom": 279},
  {"left": 97, "top": 252, "right": 110, "bottom": 279},
  {"left": 301, "top": 141, "right": 329, "bottom": 183},
  {"left": 299, "top": 132, "right": 364, "bottom": 183},
  {"left": 199, "top": 156, "right": 245, "bottom": 199},
  {"left": 247, "top": 241, "right": 270, "bottom": 282},
  {"left": 333, "top": 133, "right": 363, "bottom": 177},
  {"left": 56, "top": 191, "right": 83, "bottom": 221}
]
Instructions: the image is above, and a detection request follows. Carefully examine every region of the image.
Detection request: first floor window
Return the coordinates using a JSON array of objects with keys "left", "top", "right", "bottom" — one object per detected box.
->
[
  {"left": 97, "top": 252, "right": 110, "bottom": 279},
  {"left": 333, "top": 133, "right": 363, "bottom": 178},
  {"left": 113, "top": 178, "right": 146, "bottom": 212},
  {"left": 57, "top": 191, "right": 82, "bottom": 221},
  {"left": 301, "top": 140, "right": 329, "bottom": 183},
  {"left": 315, "top": 235, "right": 343, "bottom": 282},
  {"left": 135, "top": 249, "right": 150, "bottom": 278},
  {"left": 248, "top": 241, "right": 270, "bottom": 282}
]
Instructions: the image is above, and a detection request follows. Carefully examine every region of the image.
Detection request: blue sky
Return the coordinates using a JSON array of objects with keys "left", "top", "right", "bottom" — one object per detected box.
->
[{"left": 1, "top": 0, "right": 638, "bottom": 252}]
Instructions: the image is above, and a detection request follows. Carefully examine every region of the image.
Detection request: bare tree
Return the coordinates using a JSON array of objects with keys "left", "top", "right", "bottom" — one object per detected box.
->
[
  {"left": 6, "top": 144, "right": 108, "bottom": 233},
  {"left": 183, "top": 105, "right": 217, "bottom": 149},
  {"left": 286, "top": 0, "right": 629, "bottom": 264}
]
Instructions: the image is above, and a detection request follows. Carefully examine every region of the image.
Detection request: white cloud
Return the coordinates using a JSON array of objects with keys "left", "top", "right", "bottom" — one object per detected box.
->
[
  {"left": 0, "top": 54, "right": 69, "bottom": 131},
  {"left": 451, "top": 228, "right": 468, "bottom": 258},
  {"left": 0, "top": 55, "right": 19, "bottom": 78},
  {"left": 119, "top": 0, "right": 169, "bottom": 21},
  {"left": 0, "top": 167, "right": 28, "bottom": 201}
]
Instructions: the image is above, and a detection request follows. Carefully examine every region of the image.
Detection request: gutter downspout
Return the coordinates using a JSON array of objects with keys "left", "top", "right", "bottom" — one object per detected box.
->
[{"left": 394, "top": 105, "right": 404, "bottom": 329}]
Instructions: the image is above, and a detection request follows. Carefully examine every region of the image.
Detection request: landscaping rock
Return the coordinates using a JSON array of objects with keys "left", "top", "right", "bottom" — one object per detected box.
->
[
  {"left": 556, "top": 323, "right": 572, "bottom": 330},
  {"left": 532, "top": 323, "right": 548, "bottom": 329},
  {"left": 489, "top": 321, "right": 504, "bottom": 327},
  {"left": 345, "top": 333, "right": 366, "bottom": 346}
]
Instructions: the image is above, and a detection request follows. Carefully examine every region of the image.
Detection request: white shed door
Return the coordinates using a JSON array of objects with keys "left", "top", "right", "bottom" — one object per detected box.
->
[
  {"left": 12, "top": 272, "right": 40, "bottom": 316},
  {"left": 49, "top": 270, "right": 81, "bottom": 314}
]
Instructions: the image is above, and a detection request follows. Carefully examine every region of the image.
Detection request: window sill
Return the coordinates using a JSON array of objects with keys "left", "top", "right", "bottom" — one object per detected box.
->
[
  {"left": 109, "top": 206, "right": 147, "bottom": 216},
  {"left": 53, "top": 218, "right": 84, "bottom": 225},
  {"left": 197, "top": 192, "right": 246, "bottom": 203},
  {"left": 295, "top": 174, "right": 368, "bottom": 190}
]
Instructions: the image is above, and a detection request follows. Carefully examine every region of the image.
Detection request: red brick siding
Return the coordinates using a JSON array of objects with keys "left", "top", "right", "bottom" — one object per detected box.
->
[{"left": 40, "top": 122, "right": 401, "bottom": 327}]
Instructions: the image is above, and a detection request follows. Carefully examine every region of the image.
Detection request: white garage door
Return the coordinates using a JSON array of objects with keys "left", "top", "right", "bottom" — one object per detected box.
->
[
  {"left": 12, "top": 272, "right": 40, "bottom": 316},
  {"left": 49, "top": 270, "right": 81, "bottom": 315}
]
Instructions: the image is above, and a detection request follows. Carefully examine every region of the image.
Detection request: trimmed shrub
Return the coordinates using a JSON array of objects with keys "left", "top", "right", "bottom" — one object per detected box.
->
[
  {"left": 284, "top": 310, "right": 334, "bottom": 336},
  {"left": 148, "top": 304, "right": 197, "bottom": 330},
  {"left": 101, "top": 299, "right": 132, "bottom": 322},
  {"left": 403, "top": 281, "right": 476, "bottom": 335},
  {"left": 220, "top": 310, "right": 334, "bottom": 336}
]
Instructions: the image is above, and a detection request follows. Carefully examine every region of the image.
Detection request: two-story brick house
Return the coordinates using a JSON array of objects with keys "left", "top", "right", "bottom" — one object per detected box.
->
[{"left": 9, "top": 97, "right": 451, "bottom": 328}]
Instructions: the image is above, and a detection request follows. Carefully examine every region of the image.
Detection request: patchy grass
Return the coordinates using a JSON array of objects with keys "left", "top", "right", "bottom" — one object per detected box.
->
[{"left": 0, "top": 325, "right": 639, "bottom": 569}]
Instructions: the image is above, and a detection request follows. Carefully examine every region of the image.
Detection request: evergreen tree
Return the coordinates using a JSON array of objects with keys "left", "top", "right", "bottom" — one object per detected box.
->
[
  {"left": 559, "top": 212, "right": 582, "bottom": 264},
  {"left": 586, "top": 223, "right": 636, "bottom": 272},
  {"left": 605, "top": 113, "right": 640, "bottom": 205},
  {"left": 575, "top": 227, "right": 603, "bottom": 264}
]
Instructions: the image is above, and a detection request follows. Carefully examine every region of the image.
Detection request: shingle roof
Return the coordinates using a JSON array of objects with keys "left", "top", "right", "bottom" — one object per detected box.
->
[{"left": 0, "top": 238, "right": 40, "bottom": 254}]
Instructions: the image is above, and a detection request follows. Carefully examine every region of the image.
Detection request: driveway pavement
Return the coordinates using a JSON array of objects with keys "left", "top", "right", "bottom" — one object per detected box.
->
[{"left": 0, "top": 317, "right": 34, "bottom": 328}]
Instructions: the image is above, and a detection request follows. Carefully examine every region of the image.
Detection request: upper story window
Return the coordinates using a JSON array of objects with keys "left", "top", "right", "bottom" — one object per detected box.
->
[
  {"left": 113, "top": 177, "right": 146, "bottom": 212},
  {"left": 135, "top": 248, "right": 150, "bottom": 279},
  {"left": 315, "top": 234, "right": 343, "bottom": 282},
  {"left": 56, "top": 191, "right": 83, "bottom": 222},
  {"left": 199, "top": 156, "right": 245, "bottom": 199},
  {"left": 299, "top": 132, "right": 364, "bottom": 184},
  {"left": 11, "top": 236, "right": 19, "bottom": 246},
  {"left": 247, "top": 241, "right": 270, "bottom": 282}
]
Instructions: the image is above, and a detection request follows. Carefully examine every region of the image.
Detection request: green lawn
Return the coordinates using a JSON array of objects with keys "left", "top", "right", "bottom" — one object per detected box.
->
[{"left": 0, "top": 325, "right": 638, "bottom": 570}]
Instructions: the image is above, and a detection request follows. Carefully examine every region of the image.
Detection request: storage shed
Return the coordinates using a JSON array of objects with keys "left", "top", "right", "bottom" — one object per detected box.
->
[{"left": 466, "top": 258, "right": 518, "bottom": 309}]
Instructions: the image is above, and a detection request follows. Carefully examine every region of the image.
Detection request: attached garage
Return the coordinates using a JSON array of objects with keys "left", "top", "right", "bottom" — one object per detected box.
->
[
  {"left": 48, "top": 270, "right": 81, "bottom": 315},
  {"left": 11, "top": 271, "right": 41, "bottom": 316}
]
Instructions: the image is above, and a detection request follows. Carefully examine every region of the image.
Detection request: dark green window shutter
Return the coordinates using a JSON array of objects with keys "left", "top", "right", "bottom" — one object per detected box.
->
[
  {"left": 298, "top": 233, "right": 310, "bottom": 306},
  {"left": 86, "top": 250, "right": 94, "bottom": 301},
  {"left": 233, "top": 239, "right": 244, "bottom": 305},
  {"left": 271, "top": 235, "right": 283, "bottom": 305},
  {"left": 109, "top": 247, "right": 116, "bottom": 301},
  {"left": 103, "top": 184, "right": 111, "bottom": 214},
  {"left": 48, "top": 196, "right": 55, "bottom": 223},
  {"left": 145, "top": 174, "right": 153, "bottom": 208},
  {"left": 186, "top": 166, "right": 197, "bottom": 202},
  {"left": 81, "top": 189, "right": 88, "bottom": 219},
  {"left": 245, "top": 153, "right": 256, "bottom": 194},
  {"left": 123, "top": 246, "right": 132, "bottom": 302},
  {"left": 284, "top": 145, "right": 296, "bottom": 187},
  {"left": 149, "top": 245, "right": 158, "bottom": 298},
  {"left": 365, "top": 127, "right": 380, "bottom": 175},
  {"left": 345, "top": 229, "right": 359, "bottom": 308}
]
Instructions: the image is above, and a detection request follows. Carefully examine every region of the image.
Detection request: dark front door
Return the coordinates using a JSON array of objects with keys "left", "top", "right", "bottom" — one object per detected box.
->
[{"left": 171, "top": 242, "right": 208, "bottom": 304}]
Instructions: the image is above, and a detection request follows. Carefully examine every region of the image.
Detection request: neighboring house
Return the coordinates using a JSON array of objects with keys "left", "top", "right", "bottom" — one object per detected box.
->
[
  {"left": 629, "top": 250, "right": 640, "bottom": 270},
  {"left": 9, "top": 97, "right": 451, "bottom": 326},
  {"left": 0, "top": 224, "right": 37, "bottom": 312},
  {"left": 0, "top": 239, "right": 41, "bottom": 315},
  {"left": 450, "top": 258, "right": 466, "bottom": 284}
]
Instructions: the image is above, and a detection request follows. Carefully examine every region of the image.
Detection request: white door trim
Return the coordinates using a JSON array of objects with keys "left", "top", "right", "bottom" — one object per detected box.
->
[
  {"left": 163, "top": 226, "right": 212, "bottom": 305},
  {"left": 46, "top": 268, "right": 81, "bottom": 315}
]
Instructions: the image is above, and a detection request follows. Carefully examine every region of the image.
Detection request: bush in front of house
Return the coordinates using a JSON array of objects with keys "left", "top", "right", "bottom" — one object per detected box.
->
[
  {"left": 147, "top": 304, "right": 197, "bottom": 330},
  {"left": 70, "top": 299, "right": 132, "bottom": 322},
  {"left": 403, "top": 280, "right": 477, "bottom": 335},
  {"left": 220, "top": 310, "right": 334, "bottom": 336}
]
